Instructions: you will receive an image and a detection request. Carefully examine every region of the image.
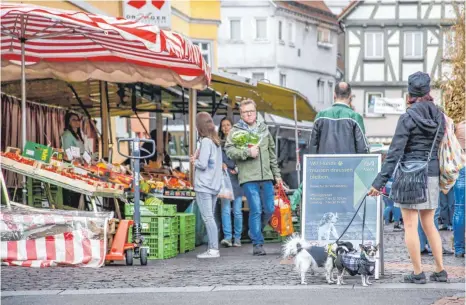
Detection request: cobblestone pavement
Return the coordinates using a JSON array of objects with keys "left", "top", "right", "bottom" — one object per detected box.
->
[
  {"left": 1, "top": 225, "right": 464, "bottom": 291},
  {"left": 432, "top": 296, "right": 466, "bottom": 305}
]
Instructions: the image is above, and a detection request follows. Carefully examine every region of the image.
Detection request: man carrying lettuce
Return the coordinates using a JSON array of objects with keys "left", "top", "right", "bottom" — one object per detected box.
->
[{"left": 225, "top": 99, "right": 281, "bottom": 256}]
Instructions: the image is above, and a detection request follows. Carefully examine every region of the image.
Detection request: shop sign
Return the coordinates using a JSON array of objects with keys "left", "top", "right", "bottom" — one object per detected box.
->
[{"left": 123, "top": 0, "right": 171, "bottom": 29}]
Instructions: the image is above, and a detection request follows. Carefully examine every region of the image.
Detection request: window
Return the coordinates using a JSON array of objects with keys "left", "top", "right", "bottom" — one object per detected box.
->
[
  {"left": 328, "top": 82, "right": 334, "bottom": 104},
  {"left": 230, "top": 19, "right": 241, "bottom": 40},
  {"left": 288, "top": 22, "right": 294, "bottom": 44},
  {"left": 255, "top": 18, "right": 267, "bottom": 40},
  {"left": 280, "top": 73, "right": 286, "bottom": 87},
  {"left": 365, "top": 92, "right": 384, "bottom": 116},
  {"left": 365, "top": 32, "right": 384, "bottom": 59},
  {"left": 317, "top": 80, "right": 325, "bottom": 104},
  {"left": 278, "top": 21, "right": 283, "bottom": 41},
  {"left": 193, "top": 41, "right": 211, "bottom": 66},
  {"left": 115, "top": 117, "right": 128, "bottom": 137},
  {"left": 404, "top": 32, "right": 423, "bottom": 58},
  {"left": 252, "top": 72, "right": 265, "bottom": 82},
  {"left": 317, "top": 28, "right": 331, "bottom": 43}
]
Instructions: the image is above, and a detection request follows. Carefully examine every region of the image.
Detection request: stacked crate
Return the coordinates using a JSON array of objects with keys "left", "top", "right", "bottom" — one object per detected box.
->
[
  {"left": 125, "top": 204, "right": 179, "bottom": 259},
  {"left": 176, "top": 213, "right": 195, "bottom": 253}
]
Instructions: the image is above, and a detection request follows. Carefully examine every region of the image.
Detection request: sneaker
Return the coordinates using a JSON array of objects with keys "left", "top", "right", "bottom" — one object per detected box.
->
[
  {"left": 393, "top": 222, "right": 404, "bottom": 232},
  {"left": 233, "top": 239, "right": 242, "bottom": 247},
  {"left": 429, "top": 270, "right": 448, "bottom": 282},
  {"left": 221, "top": 239, "right": 232, "bottom": 247},
  {"left": 253, "top": 245, "right": 266, "bottom": 256},
  {"left": 197, "top": 249, "right": 220, "bottom": 259},
  {"left": 403, "top": 271, "right": 427, "bottom": 284},
  {"left": 455, "top": 253, "right": 465, "bottom": 258}
]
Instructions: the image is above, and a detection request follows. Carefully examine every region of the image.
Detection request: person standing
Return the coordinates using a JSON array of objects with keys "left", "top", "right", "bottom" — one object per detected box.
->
[
  {"left": 61, "top": 112, "right": 86, "bottom": 209},
  {"left": 453, "top": 120, "right": 465, "bottom": 257},
  {"left": 225, "top": 99, "right": 281, "bottom": 256},
  {"left": 190, "top": 112, "right": 223, "bottom": 259},
  {"left": 368, "top": 72, "right": 447, "bottom": 284},
  {"left": 218, "top": 117, "right": 243, "bottom": 248},
  {"left": 310, "top": 82, "right": 368, "bottom": 154}
]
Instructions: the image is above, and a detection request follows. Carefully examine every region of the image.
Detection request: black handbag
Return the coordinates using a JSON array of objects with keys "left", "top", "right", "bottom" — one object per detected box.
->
[{"left": 389, "top": 124, "right": 441, "bottom": 204}]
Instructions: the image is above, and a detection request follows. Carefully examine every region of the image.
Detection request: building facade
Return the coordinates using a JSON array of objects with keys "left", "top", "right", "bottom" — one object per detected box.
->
[
  {"left": 218, "top": 0, "right": 339, "bottom": 112},
  {"left": 338, "top": 0, "right": 461, "bottom": 143}
]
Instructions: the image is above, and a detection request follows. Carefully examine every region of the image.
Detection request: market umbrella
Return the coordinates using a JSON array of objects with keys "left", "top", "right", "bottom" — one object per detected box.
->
[
  {"left": 0, "top": 2, "right": 211, "bottom": 202},
  {"left": 0, "top": 3, "right": 211, "bottom": 87}
]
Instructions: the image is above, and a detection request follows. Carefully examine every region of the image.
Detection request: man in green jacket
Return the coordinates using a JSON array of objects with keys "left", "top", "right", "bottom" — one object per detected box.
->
[
  {"left": 310, "top": 82, "right": 368, "bottom": 154},
  {"left": 225, "top": 99, "right": 281, "bottom": 256}
]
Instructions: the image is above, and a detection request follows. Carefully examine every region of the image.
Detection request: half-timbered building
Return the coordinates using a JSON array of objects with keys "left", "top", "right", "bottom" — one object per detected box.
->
[{"left": 338, "top": 0, "right": 462, "bottom": 145}]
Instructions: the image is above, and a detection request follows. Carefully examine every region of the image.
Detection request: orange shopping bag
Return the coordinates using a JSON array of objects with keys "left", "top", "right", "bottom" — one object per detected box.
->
[{"left": 269, "top": 185, "right": 294, "bottom": 237}]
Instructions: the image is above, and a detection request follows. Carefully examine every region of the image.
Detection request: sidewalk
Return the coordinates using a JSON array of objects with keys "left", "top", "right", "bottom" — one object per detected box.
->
[{"left": 1, "top": 225, "right": 464, "bottom": 291}]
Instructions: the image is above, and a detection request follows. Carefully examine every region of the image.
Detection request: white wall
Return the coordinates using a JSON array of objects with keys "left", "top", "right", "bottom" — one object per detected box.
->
[
  {"left": 217, "top": 2, "right": 277, "bottom": 69},
  {"left": 218, "top": 1, "right": 338, "bottom": 113}
]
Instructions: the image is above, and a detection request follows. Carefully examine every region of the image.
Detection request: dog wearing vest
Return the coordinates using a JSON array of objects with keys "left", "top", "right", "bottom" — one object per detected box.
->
[
  {"left": 335, "top": 244, "right": 378, "bottom": 287},
  {"left": 317, "top": 212, "right": 339, "bottom": 241},
  {"left": 282, "top": 234, "right": 354, "bottom": 285}
]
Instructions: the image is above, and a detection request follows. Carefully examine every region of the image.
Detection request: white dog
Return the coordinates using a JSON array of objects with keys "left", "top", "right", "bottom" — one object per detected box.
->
[
  {"left": 282, "top": 234, "right": 353, "bottom": 285},
  {"left": 317, "top": 212, "right": 339, "bottom": 241}
]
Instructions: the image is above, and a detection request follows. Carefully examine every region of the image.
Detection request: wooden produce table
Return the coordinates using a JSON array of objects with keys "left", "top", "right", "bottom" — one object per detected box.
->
[{"left": 1, "top": 159, "right": 127, "bottom": 218}]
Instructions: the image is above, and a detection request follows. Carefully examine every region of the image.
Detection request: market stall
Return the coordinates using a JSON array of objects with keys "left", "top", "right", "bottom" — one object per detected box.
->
[{"left": 1, "top": 3, "right": 210, "bottom": 264}]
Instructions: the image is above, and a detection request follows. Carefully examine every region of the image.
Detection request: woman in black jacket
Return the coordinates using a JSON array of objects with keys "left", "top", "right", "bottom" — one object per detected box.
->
[{"left": 368, "top": 72, "right": 447, "bottom": 284}]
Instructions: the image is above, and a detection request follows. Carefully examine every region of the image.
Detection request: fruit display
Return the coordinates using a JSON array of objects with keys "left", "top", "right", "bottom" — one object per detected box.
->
[
  {"left": 2, "top": 146, "right": 195, "bottom": 199},
  {"left": 2, "top": 151, "right": 35, "bottom": 166}
]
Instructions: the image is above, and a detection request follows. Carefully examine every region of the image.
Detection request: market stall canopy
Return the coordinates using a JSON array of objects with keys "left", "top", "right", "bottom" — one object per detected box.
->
[
  {"left": 0, "top": 3, "right": 211, "bottom": 89},
  {"left": 210, "top": 72, "right": 316, "bottom": 121},
  {"left": 1, "top": 78, "right": 223, "bottom": 118}
]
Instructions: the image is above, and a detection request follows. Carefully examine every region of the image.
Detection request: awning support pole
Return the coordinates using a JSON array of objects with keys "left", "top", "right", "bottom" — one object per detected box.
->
[
  {"left": 293, "top": 94, "right": 301, "bottom": 185},
  {"left": 99, "top": 81, "right": 110, "bottom": 160},
  {"left": 20, "top": 15, "right": 27, "bottom": 205},
  {"left": 188, "top": 89, "right": 197, "bottom": 183}
]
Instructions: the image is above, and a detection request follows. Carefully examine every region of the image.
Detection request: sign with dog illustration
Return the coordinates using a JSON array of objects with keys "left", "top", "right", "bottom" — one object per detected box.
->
[{"left": 301, "top": 154, "right": 382, "bottom": 278}]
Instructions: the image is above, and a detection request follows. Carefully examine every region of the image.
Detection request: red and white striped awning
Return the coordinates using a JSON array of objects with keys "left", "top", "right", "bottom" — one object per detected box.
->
[{"left": 0, "top": 3, "right": 211, "bottom": 89}]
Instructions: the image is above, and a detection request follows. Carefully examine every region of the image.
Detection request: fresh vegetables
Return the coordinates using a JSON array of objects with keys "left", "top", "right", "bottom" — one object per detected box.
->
[
  {"left": 145, "top": 196, "right": 164, "bottom": 205},
  {"left": 231, "top": 130, "right": 260, "bottom": 149}
]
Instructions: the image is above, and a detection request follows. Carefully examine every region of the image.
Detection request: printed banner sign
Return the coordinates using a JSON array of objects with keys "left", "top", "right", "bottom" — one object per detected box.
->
[
  {"left": 123, "top": 0, "right": 171, "bottom": 29},
  {"left": 301, "top": 154, "right": 382, "bottom": 277},
  {"left": 373, "top": 97, "right": 405, "bottom": 115}
]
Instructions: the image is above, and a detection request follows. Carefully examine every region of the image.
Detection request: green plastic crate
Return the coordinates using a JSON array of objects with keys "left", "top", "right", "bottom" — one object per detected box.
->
[
  {"left": 145, "top": 236, "right": 178, "bottom": 259},
  {"left": 176, "top": 213, "right": 195, "bottom": 235},
  {"left": 126, "top": 216, "right": 179, "bottom": 237},
  {"left": 179, "top": 232, "right": 195, "bottom": 253},
  {"left": 124, "top": 204, "right": 177, "bottom": 218}
]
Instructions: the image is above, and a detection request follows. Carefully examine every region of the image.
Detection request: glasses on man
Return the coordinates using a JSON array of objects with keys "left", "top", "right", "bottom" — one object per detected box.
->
[
  {"left": 241, "top": 110, "right": 256, "bottom": 116},
  {"left": 71, "top": 118, "right": 81, "bottom": 122}
]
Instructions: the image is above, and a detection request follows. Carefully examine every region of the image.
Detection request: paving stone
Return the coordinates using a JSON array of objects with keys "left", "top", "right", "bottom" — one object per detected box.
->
[{"left": 1, "top": 225, "right": 464, "bottom": 290}]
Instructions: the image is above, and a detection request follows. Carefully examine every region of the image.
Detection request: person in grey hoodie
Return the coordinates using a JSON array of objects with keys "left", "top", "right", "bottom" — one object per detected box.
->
[{"left": 190, "top": 112, "right": 223, "bottom": 259}]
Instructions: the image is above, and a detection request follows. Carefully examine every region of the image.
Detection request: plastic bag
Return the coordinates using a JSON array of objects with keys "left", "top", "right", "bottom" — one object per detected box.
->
[
  {"left": 218, "top": 170, "right": 234, "bottom": 200},
  {"left": 269, "top": 184, "right": 294, "bottom": 237},
  {"left": 289, "top": 183, "right": 303, "bottom": 211},
  {"left": 439, "top": 114, "right": 466, "bottom": 194}
]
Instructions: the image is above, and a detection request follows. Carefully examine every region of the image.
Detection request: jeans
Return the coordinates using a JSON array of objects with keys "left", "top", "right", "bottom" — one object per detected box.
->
[
  {"left": 242, "top": 181, "right": 275, "bottom": 246},
  {"left": 221, "top": 196, "right": 243, "bottom": 241},
  {"left": 418, "top": 204, "right": 440, "bottom": 252},
  {"left": 439, "top": 189, "right": 455, "bottom": 227},
  {"left": 453, "top": 167, "right": 465, "bottom": 254},
  {"left": 196, "top": 192, "right": 219, "bottom": 250},
  {"left": 383, "top": 196, "right": 401, "bottom": 223}
]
